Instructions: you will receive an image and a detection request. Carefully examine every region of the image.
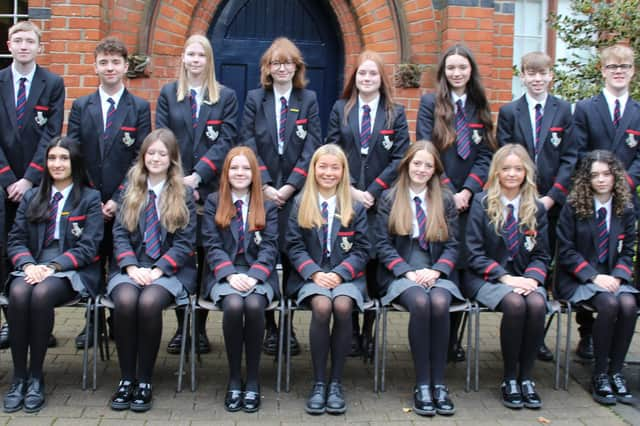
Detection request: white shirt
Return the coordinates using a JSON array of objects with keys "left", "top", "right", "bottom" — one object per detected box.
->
[
  {"left": 451, "top": 92, "right": 467, "bottom": 110},
  {"left": 594, "top": 197, "right": 612, "bottom": 230},
  {"left": 188, "top": 86, "right": 203, "bottom": 118},
  {"left": 358, "top": 95, "right": 380, "bottom": 155},
  {"left": 99, "top": 86, "right": 125, "bottom": 131},
  {"left": 147, "top": 179, "right": 166, "bottom": 213},
  {"left": 602, "top": 88, "right": 629, "bottom": 122},
  {"left": 274, "top": 86, "right": 292, "bottom": 155},
  {"left": 409, "top": 188, "right": 427, "bottom": 238},
  {"left": 319, "top": 194, "right": 337, "bottom": 255},
  {"left": 232, "top": 192, "right": 250, "bottom": 229},
  {"left": 525, "top": 92, "right": 548, "bottom": 146},
  {"left": 51, "top": 184, "right": 74, "bottom": 240},
  {"left": 500, "top": 194, "right": 521, "bottom": 223},
  {"left": 12, "top": 63, "right": 36, "bottom": 104}
]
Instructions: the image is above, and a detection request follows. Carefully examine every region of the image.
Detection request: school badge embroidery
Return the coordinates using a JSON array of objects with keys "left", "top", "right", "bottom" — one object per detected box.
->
[
  {"left": 34, "top": 111, "right": 48, "bottom": 126},
  {"left": 524, "top": 232, "right": 536, "bottom": 252},
  {"left": 206, "top": 125, "right": 219, "bottom": 141},
  {"left": 550, "top": 132, "right": 562, "bottom": 147},
  {"left": 254, "top": 231, "right": 262, "bottom": 246},
  {"left": 472, "top": 129, "right": 482, "bottom": 144},
  {"left": 626, "top": 133, "right": 637, "bottom": 148},
  {"left": 122, "top": 132, "right": 135, "bottom": 147},
  {"left": 71, "top": 222, "right": 83, "bottom": 238},
  {"left": 296, "top": 124, "right": 307, "bottom": 140},
  {"left": 617, "top": 239, "right": 623, "bottom": 254},
  {"left": 382, "top": 135, "right": 393, "bottom": 151},
  {"left": 340, "top": 237, "right": 353, "bottom": 252}
]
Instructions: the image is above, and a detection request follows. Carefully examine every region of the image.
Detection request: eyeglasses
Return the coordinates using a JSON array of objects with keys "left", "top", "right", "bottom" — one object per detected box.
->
[
  {"left": 604, "top": 64, "right": 633, "bottom": 71},
  {"left": 270, "top": 60, "right": 295, "bottom": 69}
]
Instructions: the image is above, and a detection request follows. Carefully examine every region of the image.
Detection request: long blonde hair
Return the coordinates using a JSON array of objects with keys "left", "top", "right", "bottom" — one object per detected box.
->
[
  {"left": 176, "top": 35, "right": 220, "bottom": 104},
  {"left": 484, "top": 144, "right": 538, "bottom": 235},
  {"left": 298, "top": 144, "right": 354, "bottom": 229},
  {"left": 120, "top": 129, "right": 190, "bottom": 233},
  {"left": 386, "top": 141, "right": 450, "bottom": 241}
]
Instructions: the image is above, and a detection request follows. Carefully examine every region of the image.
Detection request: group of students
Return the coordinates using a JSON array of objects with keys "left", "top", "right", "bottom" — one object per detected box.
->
[{"left": 0, "top": 18, "right": 639, "bottom": 418}]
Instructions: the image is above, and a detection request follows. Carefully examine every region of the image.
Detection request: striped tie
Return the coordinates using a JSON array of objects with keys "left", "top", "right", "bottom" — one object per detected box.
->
[
  {"left": 414, "top": 196, "right": 428, "bottom": 250},
  {"left": 534, "top": 103, "right": 543, "bottom": 160},
  {"left": 144, "top": 190, "right": 161, "bottom": 259},
  {"left": 235, "top": 200, "right": 245, "bottom": 254},
  {"left": 455, "top": 99, "right": 471, "bottom": 160},
  {"left": 278, "top": 97, "right": 287, "bottom": 154},
  {"left": 360, "top": 104, "right": 371, "bottom": 151},
  {"left": 597, "top": 207, "right": 609, "bottom": 263},
  {"left": 44, "top": 192, "right": 63, "bottom": 247},
  {"left": 503, "top": 204, "right": 519, "bottom": 258},
  {"left": 321, "top": 201, "right": 329, "bottom": 258},
  {"left": 104, "top": 97, "right": 115, "bottom": 139},
  {"left": 613, "top": 99, "right": 621, "bottom": 128},
  {"left": 16, "top": 77, "right": 27, "bottom": 129},
  {"left": 190, "top": 89, "right": 198, "bottom": 129}
]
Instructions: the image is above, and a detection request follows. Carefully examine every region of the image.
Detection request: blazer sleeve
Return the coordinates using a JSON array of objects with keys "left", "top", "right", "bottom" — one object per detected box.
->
[
  {"left": 496, "top": 105, "right": 515, "bottom": 147},
  {"left": 374, "top": 193, "right": 413, "bottom": 278},
  {"left": 247, "top": 201, "right": 280, "bottom": 282},
  {"left": 522, "top": 207, "right": 550, "bottom": 284},
  {"left": 332, "top": 203, "right": 371, "bottom": 281},
  {"left": 572, "top": 101, "right": 589, "bottom": 161},
  {"left": 612, "top": 208, "right": 636, "bottom": 283},
  {"left": 432, "top": 195, "right": 459, "bottom": 277},
  {"left": 463, "top": 134, "right": 492, "bottom": 194},
  {"left": 202, "top": 194, "right": 236, "bottom": 281},
  {"left": 557, "top": 203, "right": 598, "bottom": 283},
  {"left": 112, "top": 212, "right": 139, "bottom": 272},
  {"left": 0, "top": 147, "right": 17, "bottom": 188},
  {"left": 7, "top": 190, "right": 37, "bottom": 269},
  {"left": 325, "top": 101, "right": 342, "bottom": 146},
  {"left": 624, "top": 142, "right": 640, "bottom": 190},
  {"left": 465, "top": 196, "right": 509, "bottom": 281},
  {"left": 239, "top": 92, "right": 273, "bottom": 185},
  {"left": 547, "top": 104, "right": 576, "bottom": 204},
  {"left": 285, "top": 92, "right": 321, "bottom": 190},
  {"left": 155, "top": 85, "right": 171, "bottom": 129},
  {"left": 153, "top": 192, "right": 197, "bottom": 276},
  {"left": 285, "top": 199, "right": 322, "bottom": 280},
  {"left": 415, "top": 94, "right": 434, "bottom": 141},
  {"left": 66, "top": 99, "right": 83, "bottom": 143}
]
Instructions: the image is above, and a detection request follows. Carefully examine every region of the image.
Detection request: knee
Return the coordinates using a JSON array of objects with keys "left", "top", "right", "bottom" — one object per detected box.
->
[
  {"left": 501, "top": 293, "right": 526, "bottom": 318},
  {"left": 223, "top": 295, "right": 245, "bottom": 317},
  {"left": 332, "top": 296, "right": 353, "bottom": 320},
  {"left": 244, "top": 296, "right": 266, "bottom": 320},
  {"left": 525, "top": 293, "right": 546, "bottom": 316},
  {"left": 595, "top": 294, "right": 619, "bottom": 318},
  {"left": 617, "top": 294, "right": 638, "bottom": 318},
  {"left": 8, "top": 280, "right": 31, "bottom": 306},
  {"left": 429, "top": 290, "right": 452, "bottom": 318},
  {"left": 138, "top": 293, "right": 166, "bottom": 317},
  {"left": 311, "top": 297, "right": 332, "bottom": 322}
]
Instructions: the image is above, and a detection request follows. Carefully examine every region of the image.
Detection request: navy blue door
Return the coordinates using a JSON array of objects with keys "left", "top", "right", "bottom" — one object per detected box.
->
[{"left": 208, "top": 0, "right": 343, "bottom": 137}]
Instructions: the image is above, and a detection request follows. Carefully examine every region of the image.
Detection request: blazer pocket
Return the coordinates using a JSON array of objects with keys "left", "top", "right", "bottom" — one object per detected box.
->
[{"left": 67, "top": 215, "right": 87, "bottom": 239}]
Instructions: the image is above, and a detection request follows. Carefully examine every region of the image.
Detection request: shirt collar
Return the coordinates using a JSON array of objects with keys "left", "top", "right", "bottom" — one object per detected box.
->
[
  {"left": 451, "top": 92, "right": 467, "bottom": 107},
  {"left": 525, "top": 92, "right": 547, "bottom": 111},
  {"left": 602, "top": 88, "right": 629, "bottom": 109},
  {"left": 318, "top": 193, "right": 337, "bottom": 208},
  {"left": 409, "top": 188, "right": 427, "bottom": 204},
  {"left": 500, "top": 193, "right": 521, "bottom": 213},
  {"left": 231, "top": 192, "right": 250, "bottom": 205},
  {"left": 594, "top": 197, "right": 612, "bottom": 215},
  {"left": 147, "top": 179, "right": 165, "bottom": 197},
  {"left": 358, "top": 94, "right": 380, "bottom": 113},
  {"left": 51, "top": 184, "right": 73, "bottom": 201},
  {"left": 99, "top": 85, "right": 125, "bottom": 106},
  {"left": 274, "top": 86, "right": 292, "bottom": 103},
  {"left": 12, "top": 63, "right": 36, "bottom": 85}
]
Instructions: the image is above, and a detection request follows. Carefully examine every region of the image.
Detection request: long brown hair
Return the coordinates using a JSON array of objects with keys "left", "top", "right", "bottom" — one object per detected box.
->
[
  {"left": 215, "top": 146, "right": 266, "bottom": 231},
  {"left": 342, "top": 50, "right": 396, "bottom": 128},
  {"left": 259, "top": 37, "right": 307, "bottom": 90},
  {"left": 386, "top": 141, "right": 450, "bottom": 241},
  {"left": 432, "top": 44, "right": 497, "bottom": 152}
]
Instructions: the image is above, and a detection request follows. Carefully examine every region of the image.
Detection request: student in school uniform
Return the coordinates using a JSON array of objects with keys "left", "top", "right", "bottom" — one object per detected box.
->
[
  {"left": 416, "top": 43, "right": 497, "bottom": 362},
  {"left": 325, "top": 49, "right": 410, "bottom": 357},
  {"left": 156, "top": 34, "right": 239, "bottom": 355},
  {"left": 556, "top": 150, "right": 637, "bottom": 406},
  {"left": 285, "top": 144, "right": 370, "bottom": 415},
  {"left": 107, "top": 129, "right": 196, "bottom": 413},
  {"left": 202, "top": 146, "right": 279, "bottom": 413},
  {"left": 67, "top": 37, "right": 151, "bottom": 348},
  {"left": 464, "top": 144, "right": 550, "bottom": 409},
  {"left": 375, "top": 141, "right": 462, "bottom": 417},
  {"left": 0, "top": 20, "right": 65, "bottom": 349},
  {"left": 240, "top": 37, "right": 322, "bottom": 356},
  {"left": 497, "top": 51, "right": 576, "bottom": 361},
  {"left": 571, "top": 44, "right": 639, "bottom": 361},
  {"left": 3, "top": 137, "right": 103, "bottom": 414}
]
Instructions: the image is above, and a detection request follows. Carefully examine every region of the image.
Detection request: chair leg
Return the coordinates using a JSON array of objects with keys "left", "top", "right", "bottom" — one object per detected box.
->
[
  {"left": 81, "top": 302, "right": 90, "bottom": 391},
  {"left": 465, "top": 308, "right": 472, "bottom": 393},
  {"left": 276, "top": 303, "right": 285, "bottom": 393},
  {"left": 564, "top": 305, "right": 572, "bottom": 390},
  {"left": 554, "top": 307, "right": 562, "bottom": 390},
  {"left": 372, "top": 303, "right": 380, "bottom": 393},
  {"left": 177, "top": 305, "right": 187, "bottom": 393},
  {"left": 190, "top": 301, "right": 196, "bottom": 392},
  {"left": 380, "top": 306, "right": 387, "bottom": 393},
  {"left": 93, "top": 300, "right": 99, "bottom": 390},
  {"left": 285, "top": 300, "right": 292, "bottom": 393},
  {"left": 474, "top": 305, "right": 480, "bottom": 392}
]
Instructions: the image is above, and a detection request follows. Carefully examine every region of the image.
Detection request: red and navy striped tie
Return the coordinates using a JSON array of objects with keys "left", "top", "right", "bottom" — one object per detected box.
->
[
  {"left": 279, "top": 96, "right": 287, "bottom": 149},
  {"left": 534, "top": 103, "right": 543, "bottom": 160},
  {"left": 190, "top": 89, "right": 198, "bottom": 129},
  {"left": 104, "top": 97, "right": 115, "bottom": 140},
  {"left": 321, "top": 201, "right": 329, "bottom": 258},
  {"left": 503, "top": 204, "right": 519, "bottom": 258},
  {"left": 360, "top": 104, "right": 371, "bottom": 150},
  {"left": 413, "top": 196, "right": 428, "bottom": 250},
  {"left": 455, "top": 99, "right": 470, "bottom": 160},
  {"left": 613, "top": 99, "right": 621, "bottom": 128},
  {"left": 44, "top": 192, "right": 63, "bottom": 247},
  {"left": 597, "top": 207, "right": 609, "bottom": 263},
  {"left": 16, "top": 77, "right": 27, "bottom": 129},
  {"left": 235, "top": 200, "right": 245, "bottom": 255},
  {"left": 144, "top": 190, "right": 161, "bottom": 259}
]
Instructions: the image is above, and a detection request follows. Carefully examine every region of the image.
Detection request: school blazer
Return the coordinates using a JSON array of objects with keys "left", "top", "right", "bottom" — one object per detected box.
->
[
  {"left": 462, "top": 193, "right": 551, "bottom": 299},
  {"left": 111, "top": 190, "right": 197, "bottom": 294},
  {"left": 239, "top": 88, "right": 321, "bottom": 190},
  {"left": 416, "top": 93, "right": 492, "bottom": 195},
  {"left": 375, "top": 189, "right": 459, "bottom": 296},
  {"left": 7, "top": 187, "right": 104, "bottom": 297},
  {"left": 574, "top": 93, "right": 640, "bottom": 190},
  {"left": 202, "top": 193, "right": 280, "bottom": 298},
  {"left": 325, "top": 98, "right": 410, "bottom": 199},
  {"left": 156, "top": 83, "right": 238, "bottom": 200},
  {"left": 0, "top": 65, "right": 65, "bottom": 188},
  {"left": 555, "top": 202, "right": 636, "bottom": 300},
  {"left": 285, "top": 196, "right": 371, "bottom": 297},
  {"left": 497, "top": 94, "right": 576, "bottom": 205},
  {"left": 67, "top": 89, "right": 151, "bottom": 203}
]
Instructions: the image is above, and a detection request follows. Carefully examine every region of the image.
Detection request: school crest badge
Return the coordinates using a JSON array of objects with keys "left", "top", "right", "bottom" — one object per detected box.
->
[
  {"left": 34, "top": 106, "right": 48, "bottom": 126},
  {"left": 471, "top": 130, "right": 482, "bottom": 145},
  {"left": 71, "top": 222, "right": 83, "bottom": 238},
  {"left": 382, "top": 135, "right": 393, "bottom": 151},
  {"left": 550, "top": 132, "right": 561, "bottom": 147},
  {"left": 340, "top": 237, "right": 353, "bottom": 252},
  {"left": 626, "top": 133, "right": 637, "bottom": 148},
  {"left": 206, "top": 126, "right": 219, "bottom": 141},
  {"left": 295, "top": 124, "right": 307, "bottom": 140},
  {"left": 254, "top": 231, "right": 262, "bottom": 246},
  {"left": 122, "top": 132, "right": 135, "bottom": 147},
  {"left": 523, "top": 230, "right": 536, "bottom": 252}
]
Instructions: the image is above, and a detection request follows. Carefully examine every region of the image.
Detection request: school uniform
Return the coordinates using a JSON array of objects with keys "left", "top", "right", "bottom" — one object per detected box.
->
[
  {"left": 463, "top": 193, "right": 551, "bottom": 309},
  {"left": 156, "top": 83, "right": 238, "bottom": 201},
  {"left": 285, "top": 195, "right": 370, "bottom": 310},
  {"left": 0, "top": 65, "right": 65, "bottom": 189},
  {"left": 202, "top": 193, "right": 280, "bottom": 304},
  {"left": 7, "top": 186, "right": 104, "bottom": 297},
  {"left": 375, "top": 189, "right": 463, "bottom": 305}
]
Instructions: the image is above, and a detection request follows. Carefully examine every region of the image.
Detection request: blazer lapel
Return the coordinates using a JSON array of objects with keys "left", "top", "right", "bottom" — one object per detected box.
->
[
  {"left": 181, "top": 94, "right": 194, "bottom": 140},
  {"left": 58, "top": 196, "right": 73, "bottom": 245},
  {"left": 515, "top": 96, "right": 535, "bottom": 155},
  {"left": 613, "top": 99, "right": 639, "bottom": 150},
  {"left": 284, "top": 90, "right": 301, "bottom": 142},
  {"left": 608, "top": 214, "right": 622, "bottom": 269},
  {"left": 348, "top": 104, "right": 360, "bottom": 151},
  {"left": 87, "top": 93, "right": 104, "bottom": 157},
  {"left": 588, "top": 214, "right": 600, "bottom": 258},
  {"left": 23, "top": 66, "right": 45, "bottom": 127},
  {"left": 263, "top": 91, "right": 278, "bottom": 150},
  {"left": 0, "top": 69, "right": 18, "bottom": 130},
  {"left": 594, "top": 94, "right": 615, "bottom": 143},
  {"left": 103, "top": 90, "right": 132, "bottom": 156},
  {"left": 370, "top": 101, "right": 386, "bottom": 149},
  {"left": 194, "top": 101, "right": 210, "bottom": 148},
  {"left": 538, "top": 96, "right": 557, "bottom": 150}
]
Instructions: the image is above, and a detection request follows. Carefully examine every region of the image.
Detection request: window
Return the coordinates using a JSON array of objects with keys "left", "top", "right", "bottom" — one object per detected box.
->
[
  {"left": 0, "top": 0, "right": 29, "bottom": 69},
  {"left": 512, "top": 0, "right": 548, "bottom": 98}
]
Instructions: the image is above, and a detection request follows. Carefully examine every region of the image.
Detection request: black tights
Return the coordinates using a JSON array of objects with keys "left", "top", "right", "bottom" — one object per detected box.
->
[
  {"left": 309, "top": 295, "right": 353, "bottom": 383},
  {"left": 591, "top": 292, "right": 638, "bottom": 375},
  {"left": 111, "top": 283, "right": 173, "bottom": 383},
  {"left": 9, "top": 277, "right": 76, "bottom": 380},
  {"left": 222, "top": 294, "right": 267, "bottom": 392},
  {"left": 395, "top": 286, "right": 451, "bottom": 385},
  {"left": 497, "top": 291, "right": 546, "bottom": 381}
]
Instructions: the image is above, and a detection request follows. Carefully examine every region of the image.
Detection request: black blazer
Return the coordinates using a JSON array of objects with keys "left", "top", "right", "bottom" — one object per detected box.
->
[
  {"left": 110, "top": 189, "right": 197, "bottom": 294},
  {"left": 325, "top": 98, "right": 410, "bottom": 199},
  {"left": 555, "top": 201, "right": 636, "bottom": 300},
  {"left": 416, "top": 93, "right": 492, "bottom": 195},
  {"left": 202, "top": 193, "right": 280, "bottom": 298},
  {"left": 462, "top": 193, "right": 551, "bottom": 298},
  {"left": 67, "top": 89, "right": 151, "bottom": 203},
  {"left": 0, "top": 65, "right": 65, "bottom": 187},
  {"left": 375, "top": 189, "right": 459, "bottom": 296},
  {"left": 156, "top": 83, "right": 238, "bottom": 201},
  {"left": 497, "top": 94, "right": 576, "bottom": 205},
  {"left": 239, "top": 88, "right": 322, "bottom": 190},
  {"left": 285, "top": 195, "right": 370, "bottom": 297},
  {"left": 7, "top": 187, "right": 104, "bottom": 297}
]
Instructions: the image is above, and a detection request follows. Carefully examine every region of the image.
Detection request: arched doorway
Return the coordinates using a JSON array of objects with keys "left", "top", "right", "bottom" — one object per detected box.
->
[{"left": 208, "top": 0, "right": 344, "bottom": 136}]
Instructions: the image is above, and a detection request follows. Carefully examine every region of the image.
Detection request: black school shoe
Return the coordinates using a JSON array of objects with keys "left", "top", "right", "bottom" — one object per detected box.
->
[
  {"left": 325, "top": 381, "right": 346, "bottom": 414},
  {"left": 110, "top": 379, "right": 135, "bottom": 411},
  {"left": 3, "top": 379, "right": 26, "bottom": 413},
  {"left": 413, "top": 384, "right": 435, "bottom": 416},
  {"left": 591, "top": 373, "right": 616, "bottom": 405},
  {"left": 433, "top": 385, "right": 455, "bottom": 415},
  {"left": 224, "top": 387, "right": 243, "bottom": 412},
  {"left": 130, "top": 382, "right": 152, "bottom": 412},
  {"left": 23, "top": 377, "right": 45, "bottom": 413},
  {"left": 304, "top": 382, "right": 326, "bottom": 415},
  {"left": 501, "top": 379, "right": 523, "bottom": 409},
  {"left": 610, "top": 373, "right": 633, "bottom": 405},
  {"left": 242, "top": 389, "right": 260, "bottom": 413},
  {"left": 520, "top": 380, "right": 542, "bottom": 409}
]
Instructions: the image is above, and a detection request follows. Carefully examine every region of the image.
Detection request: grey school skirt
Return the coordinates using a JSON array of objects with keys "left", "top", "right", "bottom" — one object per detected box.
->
[
  {"left": 297, "top": 281, "right": 367, "bottom": 312},
  {"left": 475, "top": 282, "right": 549, "bottom": 311},
  {"left": 107, "top": 273, "right": 189, "bottom": 306},
  {"left": 569, "top": 283, "right": 639, "bottom": 304},
  {"left": 210, "top": 264, "right": 274, "bottom": 306}
]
